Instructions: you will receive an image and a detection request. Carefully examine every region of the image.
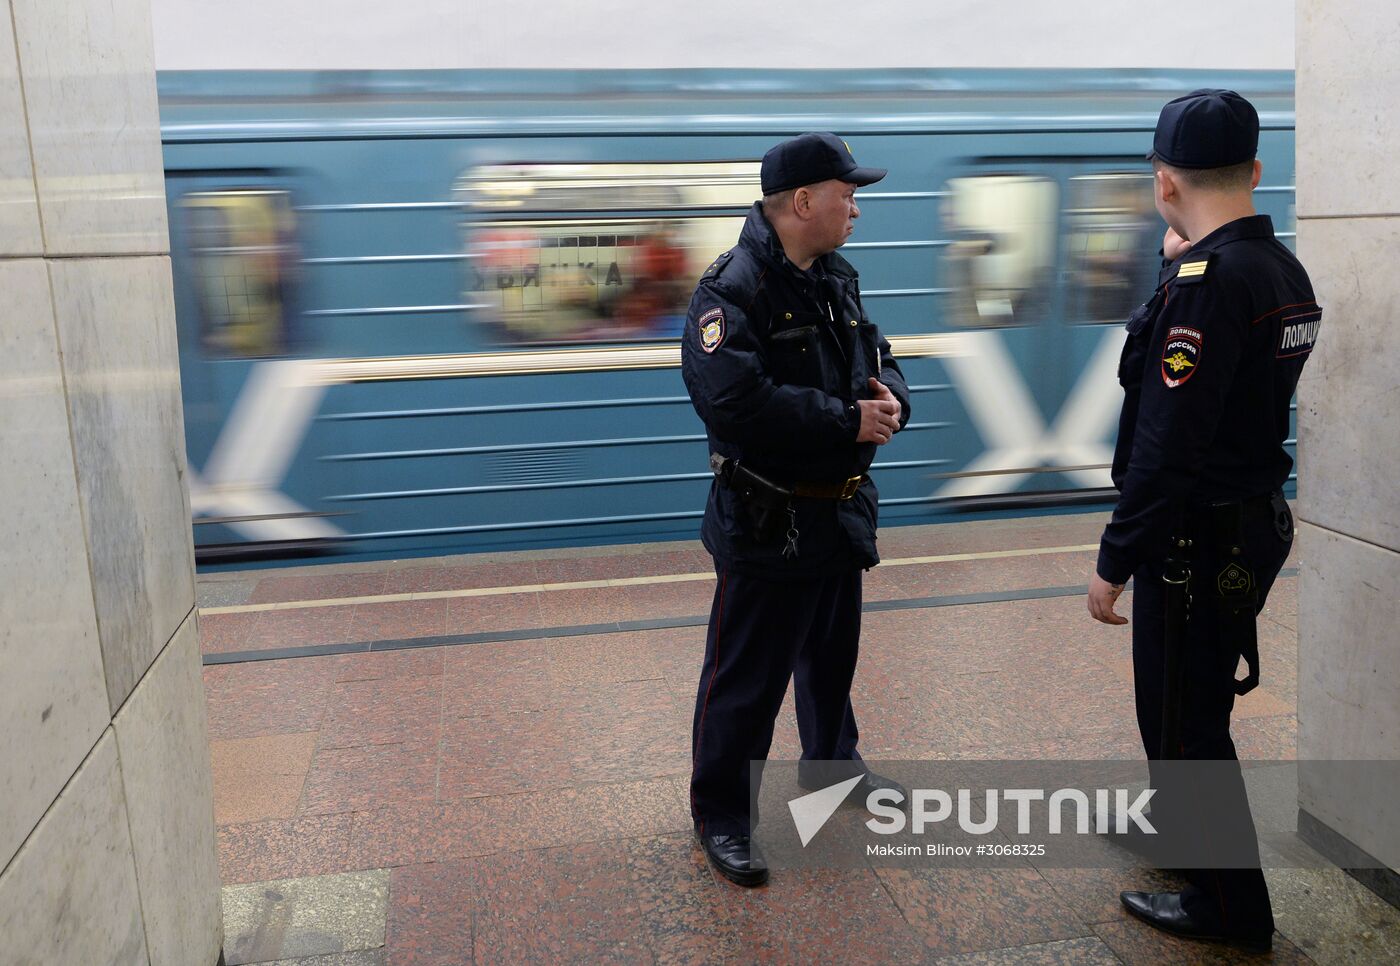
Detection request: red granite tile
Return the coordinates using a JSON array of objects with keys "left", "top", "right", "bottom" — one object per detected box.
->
[
  {"left": 330, "top": 648, "right": 445, "bottom": 685},
  {"left": 299, "top": 741, "right": 439, "bottom": 816},
  {"left": 1259, "top": 575, "right": 1297, "bottom": 631},
  {"left": 382, "top": 559, "right": 540, "bottom": 595},
  {"left": 649, "top": 626, "right": 709, "bottom": 700},
  {"left": 546, "top": 631, "right": 667, "bottom": 689},
  {"left": 562, "top": 680, "right": 692, "bottom": 784},
  {"left": 876, "top": 867, "right": 1091, "bottom": 958},
  {"left": 889, "top": 553, "right": 1082, "bottom": 600},
  {"left": 624, "top": 834, "right": 744, "bottom": 965},
  {"left": 1232, "top": 714, "right": 1298, "bottom": 761},
  {"left": 210, "top": 732, "right": 317, "bottom": 825},
  {"left": 243, "top": 604, "right": 362, "bottom": 651},
  {"left": 355, "top": 598, "right": 448, "bottom": 643},
  {"left": 1256, "top": 617, "right": 1299, "bottom": 709},
  {"left": 1091, "top": 918, "right": 1311, "bottom": 964},
  {"left": 536, "top": 585, "right": 635, "bottom": 628},
  {"left": 442, "top": 639, "right": 554, "bottom": 716},
  {"left": 217, "top": 812, "right": 364, "bottom": 885},
  {"left": 468, "top": 842, "right": 651, "bottom": 964},
  {"left": 959, "top": 728, "right": 1145, "bottom": 762},
  {"left": 931, "top": 936, "right": 1123, "bottom": 965},
  {"left": 198, "top": 612, "right": 263, "bottom": 654},
  {"left": 351, "top": 777, "right": 691, "bottom": 869},
  {"left": 769, "top": 690, "right": 804, "bottom": 761},
  {"left": 203, "top": 657, "right": 339, "bottom": 740},
  {"left": 386, "top": 861, "right": 476, "bottom": 966},
  {"left": 248, "top": 570, "right": 388, "bottom": 605},
  {"left": 438, "top": 707, "right": 575, "bottom": 800},
  {"left": 1039, "top": 866, "right": 1190, "bottom": 926},
  {"left": 534, "top": 547, "right": 706, "bottom": 584},
  {"left": 613, "top": 578, "right": 715, "bottom": 621},
  {"left": 863, "top": 566, "right": 907, "bottom": 602},
  {"left": 318, "top": 674, "right": 444, "bottom": 750},
  {"left": 1234, "top": 685, "right": 1294, "bottom": 721},
  {"left": 444, "top": 592, "right": 542, "bottom": 636},
  {"left": 723, "top": 865, "right": 928, "bottom": 964}
]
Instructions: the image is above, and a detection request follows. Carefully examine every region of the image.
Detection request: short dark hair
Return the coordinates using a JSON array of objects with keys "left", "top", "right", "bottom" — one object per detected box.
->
[
  {"left": 1153, "top": 157, "right": 1255, "bottom": 191},
  {"left": 761, "top": 188, "right": 795, "bottom": 214}
]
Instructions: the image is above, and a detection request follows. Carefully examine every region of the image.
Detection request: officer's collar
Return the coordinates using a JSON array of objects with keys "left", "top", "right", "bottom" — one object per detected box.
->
[
  {"left": 1187, "top": 213, "right": 1276, "bottom": 252},
  {"left": 739, "top": 201, "right": 857, "bottom": 281}
]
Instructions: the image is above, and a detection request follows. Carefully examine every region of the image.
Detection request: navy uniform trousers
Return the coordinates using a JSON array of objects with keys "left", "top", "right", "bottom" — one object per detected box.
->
[
  {"left": 1131, "top": 498, "right": 1292, "bottom": 938},
  {"left": 690, "top": 566, "right": 864, "bottom": 837}
]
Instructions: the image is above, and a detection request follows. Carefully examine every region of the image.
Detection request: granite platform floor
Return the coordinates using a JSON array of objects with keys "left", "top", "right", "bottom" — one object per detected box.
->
[{"left": 197, "top": 512, "right": 1400, "bottom": 965}]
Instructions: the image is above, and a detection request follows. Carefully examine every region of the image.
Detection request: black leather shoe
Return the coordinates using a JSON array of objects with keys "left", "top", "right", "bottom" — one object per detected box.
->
[
  {"left": 850, "top": 770, "right": 908, "bottom": 808},
  {"left": 798, "top": 769, "right": 908, "bottom": 809},
  {"left": 1121, "top": 891, "right": 1272, "bottom": 953},
  {"left": 699, "top": 833, "right": 769, "bottom": 887}
]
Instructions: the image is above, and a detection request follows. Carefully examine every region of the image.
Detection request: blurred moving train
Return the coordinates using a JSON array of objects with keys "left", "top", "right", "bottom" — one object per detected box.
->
[{"left": 156, "top": 69, "right": 1298, "bottom": 565}]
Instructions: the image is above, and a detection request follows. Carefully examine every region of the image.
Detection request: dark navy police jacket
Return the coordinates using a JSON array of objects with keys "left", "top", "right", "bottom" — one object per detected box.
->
[
  {"left": 681, "top": 202, "right": 911, "bottom": 579},
  {"left": 1098, "top": 214, "right": 1321, "bottom": 584}
]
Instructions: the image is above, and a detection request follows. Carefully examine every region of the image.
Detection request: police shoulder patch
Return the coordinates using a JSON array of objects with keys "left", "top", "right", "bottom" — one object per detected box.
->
[
  {"left": 1170, "top": 253, "right": 1213, "bottom": 286},
  {"left": 698, "top": 306, "right": 725, "bottom": 353},
  {"left": 1161, "top": 324, "right": 1202, "bottom": 388}
]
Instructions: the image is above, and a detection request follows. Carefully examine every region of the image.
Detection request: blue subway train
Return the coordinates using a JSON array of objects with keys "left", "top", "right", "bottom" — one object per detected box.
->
[{"left": 156, "top": 69, "right": 1297, "bottom": 565}]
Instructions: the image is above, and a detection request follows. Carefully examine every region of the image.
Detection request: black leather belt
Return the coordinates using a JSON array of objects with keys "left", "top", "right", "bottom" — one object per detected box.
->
[
  {"left": 710, "top": 455, "right": 866, "bottom": 502},
  {"left": 793, "top": 475, "right": 868, "bottom": 500}
]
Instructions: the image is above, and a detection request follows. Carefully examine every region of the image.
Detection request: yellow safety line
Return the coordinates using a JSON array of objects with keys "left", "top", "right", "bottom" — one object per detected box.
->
[{"left": 199, "top": 544, "right": 1098, "bottom": 616}]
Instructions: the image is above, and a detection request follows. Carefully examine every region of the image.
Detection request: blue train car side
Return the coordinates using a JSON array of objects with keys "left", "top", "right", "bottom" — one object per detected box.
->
[{"left": 156, "top": 69, "right": 1297, "bottom": 566}]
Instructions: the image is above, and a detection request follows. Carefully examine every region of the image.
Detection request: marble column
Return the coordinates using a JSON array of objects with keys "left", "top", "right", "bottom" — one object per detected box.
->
[
  {"left": 1295, "top": 0, "right": 1400, "bottom": 899},
  {"left": 0, "top": 0, "right": 222, "bottom": 963}
]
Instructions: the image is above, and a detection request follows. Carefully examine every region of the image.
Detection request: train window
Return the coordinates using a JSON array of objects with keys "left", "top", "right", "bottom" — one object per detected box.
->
[
  {"left": 456, "top": 162, "right": 759, "bottom": 344},
  {"left": 1064, "top": 173, "right": 1156, "bottom": 324},
  {"left": 180, "top": 189, "right": 297, "bottom": 357},
  {"left": 943, "top": 175, "right": 1058, "bottom": 328}
]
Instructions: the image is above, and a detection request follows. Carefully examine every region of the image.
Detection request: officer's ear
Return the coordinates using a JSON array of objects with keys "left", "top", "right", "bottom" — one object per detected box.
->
[
  {"left": 1155, "top": 167, "right": 1179, "bottom": 205},
  {"left": 792, "top": 186, "right": 814, "bottom": 221},
  {"left": 1250, "top": 159, "right": 1263, "bottom": 190}
]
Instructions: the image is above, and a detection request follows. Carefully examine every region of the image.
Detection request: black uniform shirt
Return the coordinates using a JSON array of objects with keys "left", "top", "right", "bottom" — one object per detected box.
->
[{"left": 1097, "top": 214, "right": 1321, "bottom": 584}]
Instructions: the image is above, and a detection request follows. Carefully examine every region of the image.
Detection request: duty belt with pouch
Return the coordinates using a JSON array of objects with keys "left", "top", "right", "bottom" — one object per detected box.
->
[
  {"left": 1209, "top": 499, "right": 1261, "bottom": 696},
  {"left": 709, "top": 454, "right": 869, "bottom": 559}
]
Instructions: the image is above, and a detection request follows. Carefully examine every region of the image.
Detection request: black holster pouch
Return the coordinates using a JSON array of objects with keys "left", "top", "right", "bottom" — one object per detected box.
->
[
  {"left": 1209, "top": 500, "right": 1261, "bottom": 696},
  {"left": 711, "top": 454, "right": 794, "bottom": 546}
]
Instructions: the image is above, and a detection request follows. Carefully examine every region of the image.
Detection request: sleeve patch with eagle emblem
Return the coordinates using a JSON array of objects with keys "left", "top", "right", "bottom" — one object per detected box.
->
[{"left": 1161, "top": 325, "right": 1202, "bottom": 387}]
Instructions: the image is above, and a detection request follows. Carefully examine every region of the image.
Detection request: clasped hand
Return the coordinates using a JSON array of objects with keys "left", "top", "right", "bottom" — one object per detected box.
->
[{"left": 856, "top": 378, "right": 901, "bottom": 445}]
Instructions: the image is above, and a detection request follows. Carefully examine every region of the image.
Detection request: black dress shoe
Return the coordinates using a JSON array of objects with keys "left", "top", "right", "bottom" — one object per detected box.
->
[
  {"left": 699, "top": 833, "right": 769, "bottom": 887},
  {"left": 1121, "top": 891, "right": 1272, "bottom": 953},
  {"left": 798, "top": 769, "right": 909, "bottom": 808}
]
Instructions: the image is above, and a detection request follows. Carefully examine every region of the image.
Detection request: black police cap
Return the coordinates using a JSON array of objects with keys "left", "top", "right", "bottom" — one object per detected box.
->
[
  {"left": 1148, "top": 89, "right": 1259, "bottom": 169},
  {"left": 761, "top": 132, "right": 887, "bottom": 195}
]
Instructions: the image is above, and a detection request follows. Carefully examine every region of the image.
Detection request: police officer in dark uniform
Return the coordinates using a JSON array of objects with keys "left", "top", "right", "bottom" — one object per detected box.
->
[
  {"left": 1087, "top": 90, "right": 1321, "bottom": 952},
  {"left": 681, "top": 133, "right": 912, "bottom": 886}
]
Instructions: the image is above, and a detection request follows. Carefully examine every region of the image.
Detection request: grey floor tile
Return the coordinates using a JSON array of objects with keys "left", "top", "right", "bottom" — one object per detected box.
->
[
  {"left": 222, "top": 869, "right": 389, "bottom": 965},
  {"left": 1266, "top": 866, "right": 1400, "bottom": 965}
]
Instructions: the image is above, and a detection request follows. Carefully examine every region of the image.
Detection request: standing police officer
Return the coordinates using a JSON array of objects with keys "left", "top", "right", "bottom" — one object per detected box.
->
[
  {"left": 681, "top": 133, "right": 911, "bottom": 886},
  {"left": 1087, "top": 90, "right": 1321, "bottom": 952}
]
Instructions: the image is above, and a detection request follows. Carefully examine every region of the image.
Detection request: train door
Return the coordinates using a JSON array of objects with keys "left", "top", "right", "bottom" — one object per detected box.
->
[
  {"left": 937, "top": 159, "right": 1158, "bottom": 504},
  {"left": 165, "top": 171, "right": 329, "bottom": 560}
]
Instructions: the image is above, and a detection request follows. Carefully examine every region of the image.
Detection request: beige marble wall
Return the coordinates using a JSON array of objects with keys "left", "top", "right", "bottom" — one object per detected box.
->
[
  {"left": 0, "top": 0, "right": 221, "bottom": 961},
  {"left": 1296, "top": 0, "right": 1400, "bottom": 878}
]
